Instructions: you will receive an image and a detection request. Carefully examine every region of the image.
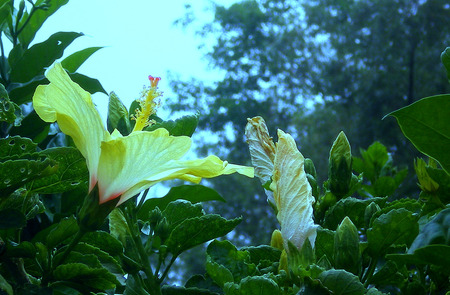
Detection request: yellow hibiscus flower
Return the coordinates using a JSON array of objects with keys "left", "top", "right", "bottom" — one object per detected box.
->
[{"left": 32, "top": 63, "right": 254, "bottom": 206}]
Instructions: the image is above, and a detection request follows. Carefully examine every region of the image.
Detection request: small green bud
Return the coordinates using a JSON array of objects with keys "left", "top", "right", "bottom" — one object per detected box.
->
[
  {"left": 306, "top": 174, "right": 320, "bottom": 201},
  {"left": 414, "top": 158, "right": 439, "bottom": 193},
  {"left": 17, "top": 0, "right": 26, "bottom": 21},
  {"left": 364, "top": 202, "right": 381, "bottom": 227},
  {"left": 78, "top": 184, "right": 120, "bottom": 232},
  {"left": 334, "top": 216, "right": 361, "bottom": 275},
  {"left": 278, "top": 249, "right": 288, "bottom": 274},
  {"left": 154, "top": 217, "right": 170, "bottom": 243},
  {"left": 270, "top": 229, "right": 284, "bottom": 250},
  {"left": 328, "top": 131, "right": 352, "bottom": 198},
  {"left": 148, "top": 207, "right": 162, "bottom": 229},
  {"left": 304, "top": 158, "right": 317, "bottom": 178},
  {"left": 441, "top": 47, "right": 450, "bottom": 82}
]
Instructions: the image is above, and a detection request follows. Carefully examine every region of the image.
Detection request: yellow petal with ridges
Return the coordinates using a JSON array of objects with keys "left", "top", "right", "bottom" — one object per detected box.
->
[
  {"left": 32, "top": 63, "right": 108, "bottom": 189},
  {"left": 270, "top": 129, "right": 317, "bottom": 251}
]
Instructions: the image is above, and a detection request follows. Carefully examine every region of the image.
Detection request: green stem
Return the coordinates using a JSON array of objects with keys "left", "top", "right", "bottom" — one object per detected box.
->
[
  {"left": 123, "top": 205, "right": 162, "bottom": 295},
  {"left": 0, "top": 32, "right": 7, "bottom": 83},
  {"left": 158, "top": 254, "right": 177, "bottom": 283},
  {"left": 362, "top": 257, "right": 377, "bottom": 287},
  {"left": 136, "top": 188, "right": 149, "bottom": 212},
  {"left": 55, "top": 229, "right": 87, "bottom": 266}
]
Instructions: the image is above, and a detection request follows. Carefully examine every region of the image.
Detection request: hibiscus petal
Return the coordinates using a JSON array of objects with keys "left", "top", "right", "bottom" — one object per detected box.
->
[
  {"left": 32, "top": 63, "right": 107, "bottom": 189},
  {"left": 245, "top": 116, "right": 276, "bottom": 183},
  {"left": 97, "top": 128, "right": 254, "bottom": 205},
  {"left": 270, "top": 129, "right": 317, "bottom": 251}
]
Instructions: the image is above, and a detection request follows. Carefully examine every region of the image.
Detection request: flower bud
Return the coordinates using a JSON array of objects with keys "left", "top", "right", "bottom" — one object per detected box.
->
[
  {"left": 414, "top": 158, "right": 439, "bottom": 193},
  {"left": 154, "top": 217, "right": 170, "bottom": 243},
  {"left": 270, "top": 229, "right": 284, "bottom": 250},
  {"left": 334, "top": 216, "right": 361, "bottom": 275},
  {"left": 17, "top": 0, "right": 26, "bottom": 21},
  {"left": 78, "top": 184, "right": 120, "bottom": 232},
  {"left": 364, "top": 202, "right": 381, "bottom": 227},
  {"left": 148, "top": 207, "right": 162, "bottom": 229},
  {"left": 304, "top": 158, "right": 317, "bottom": 179},
  {"left": 328, "top": 131, "right": 352, "bottom": 198},
  {"left": 278, "top": 249, "right": 288, "bottom": 274}
]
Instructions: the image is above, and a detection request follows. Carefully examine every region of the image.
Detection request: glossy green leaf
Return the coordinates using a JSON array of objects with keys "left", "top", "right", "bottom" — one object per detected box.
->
[
  {"left": 145, "top": 113, "right": 199, "bottom": 137},
  {"left": 61, "top": 47, "right": 103, "bottom": 73},
  {"left": 138, "top": 185, "right": 225, "bottom": 220},
  {"left": 161, "top": 286, "right": 218, "bottom": 295},
  {"left": 369, "top": 260, "right": 406, "bottom": 286},
  {"left": 0, "top": 136, "right": 37, "bottom": 159},
  {"left": 0, "top": 1, "right": 11, "bottom": 30},
  {"left": 441, "top": 47, "right": 450, "bottom": 82},
  {"left": 353, "top": 142, "right": 389, "bottom": 182},
  {"left": 224, "top": 275, "right": 281, "bottom": 295},
  {"left": 367, "top": 208, "right": 419, "bottom": 256},
  {"left": 5, "top": 241, "right": 36, "bottom": 258},
  {"left": 315, "top": 228, "right": 335, "bottom": 265},
  {"left": 69, "top": 72, "right": 107, "bottom": 94},
  {"left": 107, "top": 91, "right": 131, "bottom": 134},
  {"left": 10, "top": 31, "right": 82, "bottom": 83},
  {"left": 206, "top": 240, "right": 256, "bottom": 283},
  {"left": 0, "top": 188, "right": 44, "bottom": 220},
  {"left": 408, "top": 208, "right": 449, "bottom": 252},
  {"left": 124, "top": 275, "right": 151, "bottom": 295},
  {"left": 0, "top": 209, "right": 26, "bottom": 229},
  {"left": 30, "top": 147, "right": 88, "bottom": 194},
  {"left": 52, "top": 263, "right": 117, "bottom": 290},
  {"left": 166, "top": 215, "right": 241, "bottom": 255},
  {"left": 162, "top": 200, "right": 204, "bottom": 232},
  {"left": 46, "top": 216, "right": 79, "bottom": 249},
  {"left": 387, "top": 244, "right": 450, "bottom": 273},
  {"left": 17, "top": 0, "right": 69, "bottom": 48},
  {"left": 318, "top": 269, "right": 365, "bottom": 295},
  {"left": 206, "top": 259, "right": 234, "bottom": 287},
  {"left": 240, "top": 245, "right": 281, "bottom": 265},
  {"left": 0, "top": 154, "right": 57, "bottom": 196},
  {"left": 0, "top": 84, "right": 21, "bottom": 125},
  {"left": 387, "top": 94, "right": 450, "bottom": 174},
  {"left": 324, "top": 197, "right": 387, "bottom": 230},
  {"left": 8, "top": 110, "right": 50, "bottom": 141},
  {"left": 0, "top": 273, "right": 13, "bottom": 295},
  {"left": 7, "top": 76, "right": 47, "bottom": 105},
  {"left": 80, "top": 231, "right": 124, "bottom": 256}
]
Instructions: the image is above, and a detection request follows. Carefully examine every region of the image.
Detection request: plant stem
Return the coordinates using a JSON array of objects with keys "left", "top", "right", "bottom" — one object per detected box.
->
[
  {"left": 362, "top": 256, "right": 378, "bottom": 287},
  {"left": 56, "top": 229, "right": 86, "bottom": 266},
  {"left": 136, "top": 188, "right": 150, "bottom": 212},
  {"left": 158, "top": 254, "right": 177, "bottom": 283},
  {"left": 123, "top": 205, "right": 162, "bottom": 295}
]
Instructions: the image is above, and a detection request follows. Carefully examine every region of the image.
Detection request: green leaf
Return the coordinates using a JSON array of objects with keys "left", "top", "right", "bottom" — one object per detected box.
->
[
  {"left": 0, "top": 273, "right": 13, "bottom": 295},
  {"left": 408, "top": 208, "right": 449, "bottom": 252},
  {"left": 162, "top": 200, "right": 204, "bottom": 232},
  {"left": 5, "top": 241, "right": 36, "bottom": 258},
  {"left": 0, "top": 154, "right": 57, "bottom": 196},
  {"left": 441, "top": 47, "right": 450, "bottom": 82},
  {"left": 7, "top": 76, "right": 47, "bottom": 105},
  {"left": 206, "top": 259, "right": 234, "bottom": 287},
  {"left": 0, "top": 209, "right": 26, "bottom": 229},
  {"left": 30, "top": 147, "right": 88, "bottom": 194},
  {"left": 81, "top": 231, "right": 124, "bottom": 256},
  {"left": 166, "top": 215, "right": 241, "bottom": 255},
  {"left": 138, "top": 185, "right": 225, "bottom": 220},
  {"left": 206, "top": 240, "right": 257, "bottom": 283},
  {"left": 107, "top": 91, "right": 131, "bottom": 135},
  {"left": 52, "top": 263, "right": 117, "bottom": 290},
  {"left": 0, "top": 189, "right": 44, "bottom": 220},
  {"left": 17, "top": 0, "right": 69, "bottom": 48},
  {"left": 124, "top": 275, "right": 151, "bottom": 295},
  {"left": 367, "top": 208, "right": 419, "bottom": 256},
  {"left": 240, "top": 245, "right": 282, "bottom": 265},
  {"left": 318, "top": 269, "right": 365, "bottom": 295},
  {"left": 324, "top": 197, "right": 387, "bottom": 230},
  {"left": 224, "top": 275, "right": 281, "bottom": 295},
  {"left": 8, "top": 110, "right": 51, "bottom": 142},
  {"left": 61, "top": 47, "right": 103, "bottom": 73},
  {"left": 387, "top": 245, "right": 450, "bottom": 273},
  {"left": 369, "top": 260, "right": 406, "bottom": 286},
  {"left": 46, "top": 216, "right": 79, "bottom": 249},
  {"left": 69, "top": 72, "right": 107, "bottom": 94},
  {"left": 387, "top": 94, "right": 450, "bottom": 174},
  {"left": 353, "top": 142, "right": 389, "bottom": 182},
  {"left": 162, "top": 285, "right": 219, "bottom": 295},
  {"left": 145, "top": 113, "right": 199, "bottom": 137},
  {"left": 315, "top": 228, "right": 335, "bottom": 265},
  {"left": 0, "top": 84, "right": 21, "bottom": 125},
  {"left": 10, "top": 31, "right": 82, "bottom": 83},
  {"left": 0, "top": 136, "right": 37, "bottom": 160}
]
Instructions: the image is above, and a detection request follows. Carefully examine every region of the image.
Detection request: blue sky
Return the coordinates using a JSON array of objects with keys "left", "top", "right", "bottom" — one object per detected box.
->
[{"left": 35, "top": 0, "right": 236, "bottom": 118}]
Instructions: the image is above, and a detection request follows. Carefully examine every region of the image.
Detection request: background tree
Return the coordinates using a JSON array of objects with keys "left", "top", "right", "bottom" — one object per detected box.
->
[{"left": 168, "top": 0, "right": 450, "bottom": 255}]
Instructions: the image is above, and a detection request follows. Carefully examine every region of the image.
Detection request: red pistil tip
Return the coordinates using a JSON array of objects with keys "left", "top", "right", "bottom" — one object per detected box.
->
[{"left": 148, "top": 75, "right": 161, "bottom": 87}]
